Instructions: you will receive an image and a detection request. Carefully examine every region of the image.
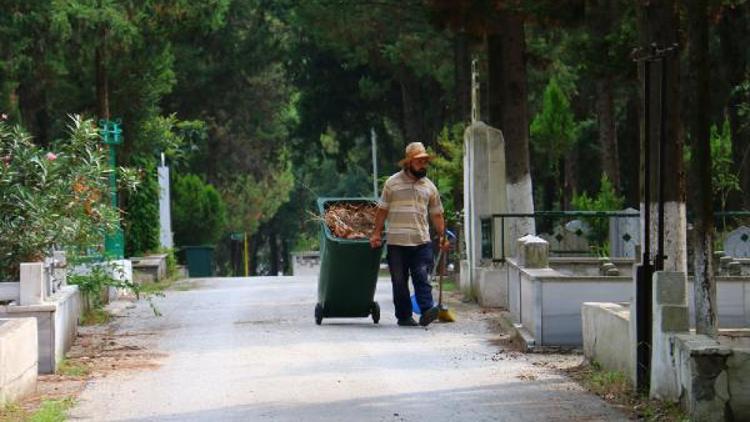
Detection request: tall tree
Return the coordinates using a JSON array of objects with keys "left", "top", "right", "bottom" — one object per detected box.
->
[
  {"left": 686, "top": 0, "right": 717, "bottom": 337},
  {"left": 488, "top": 6, "right": 535, "bottom": 238},
  {"left": 587, "top": 0, "right": 621, "bottom": 189},
  {"left": 717, "top": 2, "right": 750, "bottom": 209},
  {"left": 636, "top": 0, "right": 687, "bottom": 273}
]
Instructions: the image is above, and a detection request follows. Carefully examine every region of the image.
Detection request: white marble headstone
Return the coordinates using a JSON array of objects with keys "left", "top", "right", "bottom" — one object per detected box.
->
[
  {"left": 723, "top": 226, "right": 750, "bottom": 258},
  {"left": 609, "top": 208, "right": 640, "bottom": 258}
]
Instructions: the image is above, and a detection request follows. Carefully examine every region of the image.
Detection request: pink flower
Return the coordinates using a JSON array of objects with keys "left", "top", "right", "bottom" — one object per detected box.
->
[
  {"left": 46, "top": 152, "right": 57, "bottom": 161},
  {"left": 0, "top": 113, "right": 7, "bottom": 120}
]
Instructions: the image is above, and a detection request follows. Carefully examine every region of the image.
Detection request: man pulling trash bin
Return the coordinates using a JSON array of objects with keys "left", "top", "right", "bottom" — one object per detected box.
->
[{"left": 370, "top": 142, "right": 450, "bottom": 327}]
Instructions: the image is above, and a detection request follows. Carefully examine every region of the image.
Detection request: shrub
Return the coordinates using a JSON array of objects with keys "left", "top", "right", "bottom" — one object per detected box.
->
[
  {"left": 124, "top": 155, "right": 160, "bottom": 256},
  {"left": 0, "top": 115, "right": 137, "bottom": 281},
  {"left": 172, "top": 173, "right": 227, "bottom": 246}
]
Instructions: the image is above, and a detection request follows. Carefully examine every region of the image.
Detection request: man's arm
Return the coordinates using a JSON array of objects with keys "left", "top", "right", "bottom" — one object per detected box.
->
[
  {"left": 370, "top": 207, "right": 388, "bottom": 248},
  {"left": 430, "top": 212, "right": 450, "bottom": 251}
]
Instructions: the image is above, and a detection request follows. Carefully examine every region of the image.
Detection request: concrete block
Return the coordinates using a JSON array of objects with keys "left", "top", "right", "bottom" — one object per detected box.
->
[
  {"left": 654, "top": 271, "right": 687, "bottom": 305},
  {"left": 0, "top": 318, "right": 38, "bottom": 405},
  {"left": 292, "top": 252, "right": 321, "bottom": 277},
  {"left": 0, "top": 285, "right": 81, "bottom": 373},
  {"left": 651, "top": 272, "right": 690, "bottom": 401},
  {"left": 475, "top": 266, "right": 508, "bottom": 308},
  {"left": 582, "top": 302, "right": 633, "bottom": 376},
  {"left": 518, "top": 236, "right": 549, "bottom": 269},
  {"left": 660, "top": 305, "right": 689, "bottom": 332},
  {"left": 19, "top": 262, "right": 45, "bottom": 306}
]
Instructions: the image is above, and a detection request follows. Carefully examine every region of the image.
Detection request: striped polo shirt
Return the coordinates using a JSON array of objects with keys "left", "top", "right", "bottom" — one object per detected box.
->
[{"left": 377, "top": 170, "right": 444, "bottom": 246}]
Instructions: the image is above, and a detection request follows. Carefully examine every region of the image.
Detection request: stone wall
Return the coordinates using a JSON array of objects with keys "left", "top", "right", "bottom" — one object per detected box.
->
[
  {"left": 292, "top": 252, "right": 321, "bottom": 277},
  {"left": 0, "top": 318, "right": 37, "bottom": 405}
]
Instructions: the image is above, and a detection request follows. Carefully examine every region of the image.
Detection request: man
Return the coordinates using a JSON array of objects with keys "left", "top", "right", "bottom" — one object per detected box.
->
[{"left": 370, "top": 142, "right": 449, "bottom": 327}]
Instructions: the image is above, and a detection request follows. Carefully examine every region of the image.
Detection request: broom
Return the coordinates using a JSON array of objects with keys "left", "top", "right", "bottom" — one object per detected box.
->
[{"left": 436, "top": 243, "right": 456, "bottom": 323}]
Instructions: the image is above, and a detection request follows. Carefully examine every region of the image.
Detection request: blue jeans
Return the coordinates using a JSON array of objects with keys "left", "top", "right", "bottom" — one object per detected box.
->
[{"left": 387, "top": 243, "right": 434, "bottom": 320}]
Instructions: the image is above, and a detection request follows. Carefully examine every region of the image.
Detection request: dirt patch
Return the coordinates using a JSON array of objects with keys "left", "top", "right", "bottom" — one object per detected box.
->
[{"left": 6, "top": 299, "right": 165, "bottom": 418}]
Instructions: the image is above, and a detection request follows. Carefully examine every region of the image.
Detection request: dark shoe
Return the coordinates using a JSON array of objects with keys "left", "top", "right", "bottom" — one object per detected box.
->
[
  {"left": 419, "top": 306, "right": 439, "bottom": 327},
  {"left": 397, "top": 317, "right": 419, "bottom": 327}
]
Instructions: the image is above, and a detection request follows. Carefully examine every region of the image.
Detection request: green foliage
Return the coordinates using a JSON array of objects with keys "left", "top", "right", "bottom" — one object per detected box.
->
[
  {"left": 68, "top": 262, "right": 133, "bottom": 310},
  {"left": 0, "top": 116, "right": 135, "bottom": 281},
  {"left": 571, "top": 174, "right": 626, "bottom": 250},
  {"left": 28, "top": 397, "right": 76, "bottom": 422},
  {"left": 220, "top": 159, "right": 294, "bottom": 235},
  {"left": 710, "top": 116, "right": 741, "bottom": 212},
  {"left": 531, "top": 77, "right": 581, "bottom": 176},
  {"left": 124, "top": 155, "right": 159, "bottom": 257},
  {"left": 428, "top": 123, "right": 465, "bottom": 227},
  {"left": 57, "top": 359, "right": 90, "bottom": 377},
  {"left": 172, "top": 173, "right": 227, "bottom": 246}
]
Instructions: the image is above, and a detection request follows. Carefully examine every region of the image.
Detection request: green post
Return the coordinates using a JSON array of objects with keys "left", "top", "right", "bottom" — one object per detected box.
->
[{"left": 100, "top": 119, "right": 124, "bottom": 259}]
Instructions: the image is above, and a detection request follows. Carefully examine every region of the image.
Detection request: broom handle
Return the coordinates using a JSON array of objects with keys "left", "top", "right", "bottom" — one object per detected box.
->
[{"left": 438, "top": 248, "right": 445, "bottom": 306}]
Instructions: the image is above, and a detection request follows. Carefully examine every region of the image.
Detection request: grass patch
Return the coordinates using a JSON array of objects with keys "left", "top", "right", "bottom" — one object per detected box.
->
[
  {"left": 440, "top": 278, "right": 457, "bottom": 292},
  {"left": 56, "top": 359, "right": 89, "bottom": 377},
  {"left": 571, "top": 361, "right": 688, "bottom": 421},
  {"left": 80, "top": 308, "right": 110, "bottom": 326},
  {"left": 0, "top": 397, "right": 75, "bottom": 422},
  {"left": 136, "top": 274, "right": 183, "bottom": 294},
  {"left": 0, "top": 402, "right": 26, "bottom": 422}
]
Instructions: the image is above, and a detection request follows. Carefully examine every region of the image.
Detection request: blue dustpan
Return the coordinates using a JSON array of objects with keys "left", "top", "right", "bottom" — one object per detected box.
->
[{"left": 411, "top": 294, "right": 422, "bottom": 315}]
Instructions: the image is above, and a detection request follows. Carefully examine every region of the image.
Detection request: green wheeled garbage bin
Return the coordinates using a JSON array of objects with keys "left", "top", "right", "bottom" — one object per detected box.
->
[
  {"left": 315, "top": 198, "right": 383, "bottom": 325},
  {"left": 184, "top": 246, "right": 215, "bottom": 277}
]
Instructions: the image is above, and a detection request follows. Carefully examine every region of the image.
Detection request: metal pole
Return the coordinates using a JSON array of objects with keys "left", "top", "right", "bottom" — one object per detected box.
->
[
  {"left": 635, "top": 50, "right": 654, "bottom": 392},
  {"left": 371, "top": 128, "right": 378, "bottom": 198}
]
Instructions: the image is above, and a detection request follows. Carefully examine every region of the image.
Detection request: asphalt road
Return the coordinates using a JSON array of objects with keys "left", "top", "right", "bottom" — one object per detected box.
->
[{"left": 68, "top": 276, "right": 627, "bottom": 421}]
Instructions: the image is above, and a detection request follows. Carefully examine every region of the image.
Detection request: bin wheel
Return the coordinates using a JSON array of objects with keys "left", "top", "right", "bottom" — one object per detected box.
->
[
  {"left": 315, "top": 303, "right": 323, "bottom": 325},
  {"left": 371, "top": 302, "right": 380, "bottom": 324}
]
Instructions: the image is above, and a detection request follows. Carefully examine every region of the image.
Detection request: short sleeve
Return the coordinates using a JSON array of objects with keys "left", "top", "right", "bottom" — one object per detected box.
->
[
  {"left": 378, "top": 182, "right": 391, "bottom": 210},
  {"left": 428, "top": 185, "right": 444, "bottom": 215}
]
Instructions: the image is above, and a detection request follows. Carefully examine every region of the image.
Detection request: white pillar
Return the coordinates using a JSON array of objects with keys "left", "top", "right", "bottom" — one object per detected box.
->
[{"left": 158, "top": 159, "right": 173, "bottom": 249}]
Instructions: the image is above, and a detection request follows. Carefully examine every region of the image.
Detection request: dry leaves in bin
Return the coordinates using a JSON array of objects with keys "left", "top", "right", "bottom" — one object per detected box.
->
[{"left": 324, "top": 203, "right": 377, "bottom": 239}]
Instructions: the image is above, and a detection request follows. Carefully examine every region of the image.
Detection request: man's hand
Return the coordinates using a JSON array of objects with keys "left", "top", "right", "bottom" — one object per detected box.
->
[
  {"left": 437, "top": 235, "right": 450, "bottom": 251},
  {"left": 370, "top": 234, "right": 382, "bottom": 249}
]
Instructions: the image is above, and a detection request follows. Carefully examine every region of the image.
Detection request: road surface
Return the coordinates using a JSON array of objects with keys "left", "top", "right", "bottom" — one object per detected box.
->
[{"left": 68, "top": 276, "right": 626, "bottom": 421}]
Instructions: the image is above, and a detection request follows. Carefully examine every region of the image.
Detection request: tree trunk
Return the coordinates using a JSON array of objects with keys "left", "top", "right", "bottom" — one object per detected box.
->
[
  {"left": 17, "top": 81, "right": 50, "bottom": 146},
  {"left": 596, "top": 78, "right": 621, "bottom": 188},
  {"left": 718, "top": 4, "right": 750, "bottom": 209},
  {"left": 636, "top": 0, "right": 687, "bottom": 273},
  {"left": 454, "top": 29, "right": 471, "bottom": 123},
  {"left": 398, "top": 67, "right": 427, "bottom": 143},
  {"left": 588, "top": 0, "right": 621, "bottom": 190},
  {"left": 487, "top": 10, "right": 535, "bottom": 243},
  {"left": 96, "top": 25, "right": 110, "bottom": 120},
  {"left": 563, "top": 150, "right": 578, "bottom": 210},
  {"left": 686, "top": 0, "right": 717, "bottom": 337},
  {"left": 269, "top": 229, "right": 279, "bottom": 276}
]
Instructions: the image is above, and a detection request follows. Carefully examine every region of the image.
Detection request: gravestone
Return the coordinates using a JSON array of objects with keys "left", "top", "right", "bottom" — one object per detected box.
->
[
  {"left": 545, "top": 221, "right": 590, "bottom": 255},
  {"left": 609, "top": 208, "right": 640, "bottom": 257},
  {"left": 723, "top": 226, "right": 750, "bottom": 258}
]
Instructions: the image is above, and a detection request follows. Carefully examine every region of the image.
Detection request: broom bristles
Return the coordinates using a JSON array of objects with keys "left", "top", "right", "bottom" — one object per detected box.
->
[{"left": 438, "top": 306, "right": 456, "bottom": 322}]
